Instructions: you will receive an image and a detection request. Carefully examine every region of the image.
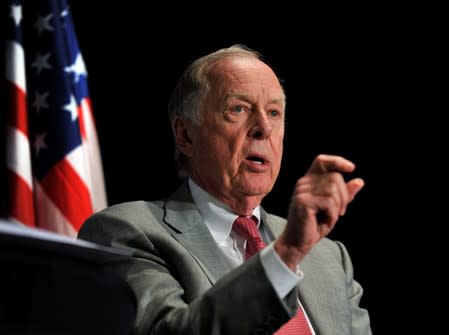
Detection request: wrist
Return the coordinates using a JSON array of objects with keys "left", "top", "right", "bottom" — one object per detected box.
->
[{"left": 274, "top": 239, "right": 307, "bottom": 272}]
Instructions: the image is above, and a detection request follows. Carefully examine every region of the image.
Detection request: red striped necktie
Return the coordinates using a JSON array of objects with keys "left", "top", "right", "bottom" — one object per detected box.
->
[{"left": 232, "top": 216, "right": 312, "bottom": 335}]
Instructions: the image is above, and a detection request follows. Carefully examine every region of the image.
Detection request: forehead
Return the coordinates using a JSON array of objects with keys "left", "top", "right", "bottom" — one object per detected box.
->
[{"left": 207, "top": 56, "right": 284, "bottom": 97}]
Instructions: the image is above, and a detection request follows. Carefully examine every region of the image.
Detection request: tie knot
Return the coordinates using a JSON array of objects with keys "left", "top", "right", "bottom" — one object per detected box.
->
[
  {"left": 232, "top": 216, "right": 259, "bottom": 240},
  {"left": 232, "top": 216, "right": 266, "bottom": 259}
]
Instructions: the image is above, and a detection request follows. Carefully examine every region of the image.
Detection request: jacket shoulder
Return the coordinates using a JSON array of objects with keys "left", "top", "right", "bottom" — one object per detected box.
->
[
  {"left": 78, "top": 200, "right": 165, "bottom": 242},
  {"left": 95, "top": 200, "right": 163, "bottom": 219}
]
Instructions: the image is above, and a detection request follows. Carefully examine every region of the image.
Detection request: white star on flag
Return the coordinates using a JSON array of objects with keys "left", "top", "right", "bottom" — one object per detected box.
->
[
  {"left": 9, "top": 4, "right": 22, "bottom": 26},
  {"left": 64, "top": 95, "right": 78, "bottom": 121},
  {"left": 32, "top": 91, "right": 49, "bottom": 113},
  {"left": 31, "top": 52, "right": 52, "bottom": 75},
  {"left": 33, "top": 132, "right": 48, "bottom": 156},
  {"left": 65, "top": 52, "right": 87, "bottom": 83},
  {"left": 34, "top": 13, "right": 54, "bottom": 35}
]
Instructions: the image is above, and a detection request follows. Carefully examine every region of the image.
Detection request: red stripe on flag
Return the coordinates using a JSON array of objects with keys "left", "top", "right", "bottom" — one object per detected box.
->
[
  {"left": 6, "top": 81, "right": 29, "bottom": 137},
  {"left": 78, "top": 98, "right": 87, "bottom": 139},
  {"left": 78, "top": 98, "right": 98, "bottom": 139},
  {"left": 40, "top": 159, "right": 93, "bottom": 231},
  {"left": 7, "top": 169, "right": 35, "bottom": 227}
]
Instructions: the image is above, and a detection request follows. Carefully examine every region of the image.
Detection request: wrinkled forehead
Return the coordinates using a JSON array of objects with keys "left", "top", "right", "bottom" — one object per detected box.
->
[
  {"left": 208, "top": 56, "right": 278, "bottom": 80},
  {"left": 206, "top": 57, "right": 285, "bottom": 101}
]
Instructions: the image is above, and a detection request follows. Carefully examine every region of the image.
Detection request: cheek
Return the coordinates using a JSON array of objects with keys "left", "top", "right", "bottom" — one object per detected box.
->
[
  {"left": 196, "top": 135, "right": 229, "bottom": 166},
  {"left": 194, "top": 124, "right": 247, "bottom": 170},
  {"left": 272, "top": 141, "right": 284, "bottom": 171},
  {"left": 272, "top": 134, "right": 284, "bottom": 156}
]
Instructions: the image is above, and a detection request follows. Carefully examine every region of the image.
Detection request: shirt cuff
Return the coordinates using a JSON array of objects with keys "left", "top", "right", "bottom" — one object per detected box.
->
[{"left": 260, "top": 242, "right": 304, "bottom": 299}]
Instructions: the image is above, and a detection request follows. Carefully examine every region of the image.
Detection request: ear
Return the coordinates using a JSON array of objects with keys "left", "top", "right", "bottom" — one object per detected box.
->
[{"left": 173, "top": 117, "right": 193, "bottom": 157}]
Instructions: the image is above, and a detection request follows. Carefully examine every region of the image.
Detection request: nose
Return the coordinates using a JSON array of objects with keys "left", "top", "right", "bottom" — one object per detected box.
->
[{"left": 249, "top": 111, "right": 273, "bottom": 140}]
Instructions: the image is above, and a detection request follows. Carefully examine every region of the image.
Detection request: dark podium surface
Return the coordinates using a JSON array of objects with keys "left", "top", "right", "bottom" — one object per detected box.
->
[{"left": 0, "top": 221, "right": 137, "bottom": 335}]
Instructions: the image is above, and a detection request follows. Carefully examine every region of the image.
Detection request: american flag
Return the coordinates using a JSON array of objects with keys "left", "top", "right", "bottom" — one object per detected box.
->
[{"left": 5, "top": 0, "right": 107, "bottom": 237}]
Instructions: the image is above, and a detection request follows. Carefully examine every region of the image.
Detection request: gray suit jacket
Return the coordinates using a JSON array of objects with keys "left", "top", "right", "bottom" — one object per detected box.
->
[{"left": 78, "top": 183, "right": 371, "bottom": 335}]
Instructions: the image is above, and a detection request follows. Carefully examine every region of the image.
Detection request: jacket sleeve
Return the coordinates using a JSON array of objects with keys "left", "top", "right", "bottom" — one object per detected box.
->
[
  {"left": 78, "top": 206, "right": 296, "bottom": 335},
  {"left": 335, "top": 241, "right": 372, "bottom": 335}
]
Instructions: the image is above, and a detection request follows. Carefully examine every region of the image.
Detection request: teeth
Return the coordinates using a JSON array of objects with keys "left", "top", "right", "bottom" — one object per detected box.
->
[{"left": 247, "top": 157, "right": 264, "bottom": 164}]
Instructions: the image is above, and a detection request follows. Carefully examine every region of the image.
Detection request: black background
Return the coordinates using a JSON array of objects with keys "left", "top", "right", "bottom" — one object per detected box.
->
[
  {"left": 70, "top": 5, "right": 390, "bottom": 333},
  {"left": 2, "top": 2, "right": 437, "bottom": 333}
]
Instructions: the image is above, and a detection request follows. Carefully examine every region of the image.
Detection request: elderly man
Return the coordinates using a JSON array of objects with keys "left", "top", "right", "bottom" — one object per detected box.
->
[{"left": 78, "top": 44, "right": 371, "bottom": 335}]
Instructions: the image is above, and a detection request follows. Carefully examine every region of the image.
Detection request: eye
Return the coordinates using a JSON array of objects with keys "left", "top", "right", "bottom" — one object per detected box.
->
[
  {"left": 232, "top": 105, "right": 246, "bottom": 114},
  {"left": 269, "top": 110, "right": 280, "bottom": 118}
]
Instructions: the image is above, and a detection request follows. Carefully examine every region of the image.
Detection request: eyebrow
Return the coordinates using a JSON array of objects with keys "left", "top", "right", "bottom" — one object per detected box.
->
[{"left": 224, "top": 93, "right": 286, "bottom": 107}]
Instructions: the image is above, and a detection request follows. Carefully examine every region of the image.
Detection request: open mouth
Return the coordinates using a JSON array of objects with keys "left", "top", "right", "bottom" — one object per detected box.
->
[{"left": 246, "top": 155, "right": 267, "bottom": 165}]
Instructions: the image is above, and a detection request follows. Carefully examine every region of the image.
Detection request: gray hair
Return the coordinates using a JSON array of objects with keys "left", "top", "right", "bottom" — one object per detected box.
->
[{"left": 168, "top": 44, "right": 283, "bottom": 177}]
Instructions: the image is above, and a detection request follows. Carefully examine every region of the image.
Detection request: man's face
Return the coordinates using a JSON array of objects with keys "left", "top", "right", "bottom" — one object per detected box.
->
[{"left": 185, "top": 56, "right": 285, "bottom": 214}]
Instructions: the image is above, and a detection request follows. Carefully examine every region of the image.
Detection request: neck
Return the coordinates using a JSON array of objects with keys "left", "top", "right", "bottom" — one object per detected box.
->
[
  {"left": 188, "top": 177, "right": 262, "bottom": 216},
  {"left": 221, "top": 194, "right": 262, "bottom": 216}
]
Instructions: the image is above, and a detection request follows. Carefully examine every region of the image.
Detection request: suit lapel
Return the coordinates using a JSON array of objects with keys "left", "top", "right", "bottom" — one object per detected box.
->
[
  {"left": 162, "top": 182, "right": 232, "bottom": 284},
  {"left": 260, "top": 208, "right": 284, "bottom": 240}
]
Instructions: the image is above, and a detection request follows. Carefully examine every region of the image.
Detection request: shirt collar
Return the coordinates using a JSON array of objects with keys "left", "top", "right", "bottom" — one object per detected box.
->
[{"left": 188, "top": 178, "right": 261, "bottom": 243}]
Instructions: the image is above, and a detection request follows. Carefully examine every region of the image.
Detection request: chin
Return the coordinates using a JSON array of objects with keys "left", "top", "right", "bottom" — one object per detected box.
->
[
  {"left": 232, "top": 173, "right": 275, "bottom": 197},
  {"left": 237, "top": 181, "right": 273, "bottom": 197}
]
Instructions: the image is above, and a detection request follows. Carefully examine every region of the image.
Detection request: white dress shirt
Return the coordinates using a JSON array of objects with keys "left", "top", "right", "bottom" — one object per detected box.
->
[{"left": 188, "top": 179, "right": 315, "bottom": 334}]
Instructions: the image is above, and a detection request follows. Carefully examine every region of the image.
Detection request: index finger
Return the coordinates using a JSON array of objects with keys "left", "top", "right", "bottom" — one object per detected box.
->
[{"left": 307, "top": 154, "right": 356, "bottom": 174}]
